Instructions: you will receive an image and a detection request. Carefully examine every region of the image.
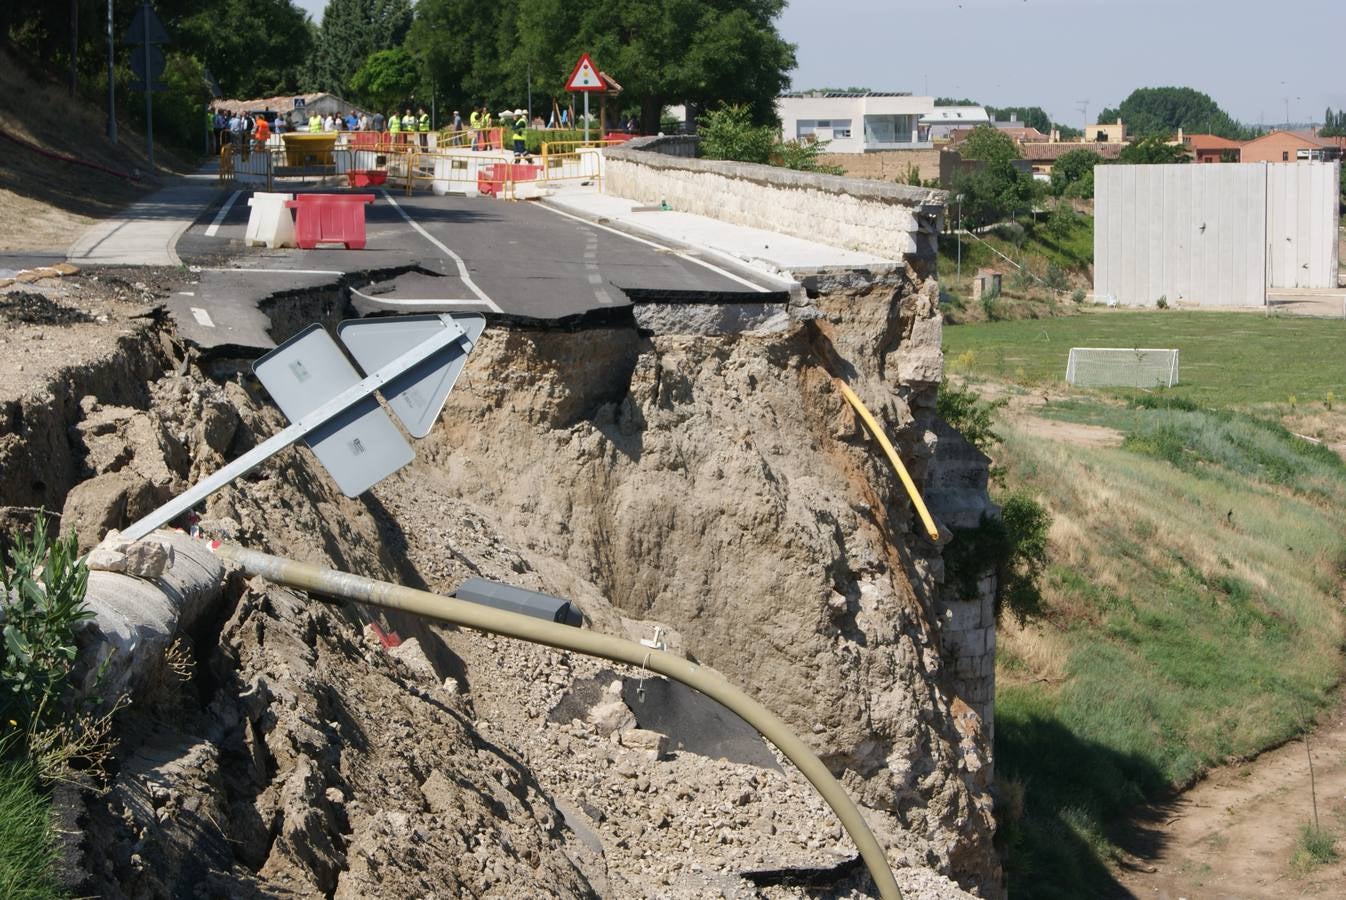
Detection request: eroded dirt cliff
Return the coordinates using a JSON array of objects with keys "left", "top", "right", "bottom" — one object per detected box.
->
[{"left": 2, "top": 265, "right": 998, "bottom": 898}]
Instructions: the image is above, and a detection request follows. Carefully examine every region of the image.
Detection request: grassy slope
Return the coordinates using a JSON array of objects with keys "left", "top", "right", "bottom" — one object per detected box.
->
[
  {"left": 0, "top": 759, "right": 59, "bottom": 899},
  {"left": 944, "top": 313, "right": 1346, "bottom": 897}
]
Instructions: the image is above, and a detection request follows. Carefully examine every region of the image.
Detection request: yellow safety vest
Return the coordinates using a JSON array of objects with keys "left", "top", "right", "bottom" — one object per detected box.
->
[
  {"left": 469, "top": 111, "right": 481, "bottom": 128},
  {"left": 389, "top": 115, "right": 401, "bottom": 133},
  {"left": 418, "top": 113, "right": 430, "bottom": 132},
  {"left": 512, "top": 118, "right": 527, "bottom": 142},
  {"left": 308, "top": 114, "right": 321, "bottom": 132}
]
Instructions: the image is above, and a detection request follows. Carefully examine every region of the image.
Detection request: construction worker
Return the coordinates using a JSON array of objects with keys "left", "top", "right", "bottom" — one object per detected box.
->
[
  {"left": 511, "top": 109, "right": 528, "bottom": 159},
  {"left": 308, "top": 111, "right": 322, "bottom": 133},
  {"left": 388, "top": 109, "right": 401, "bottom": 142},
  {"left": 253, "top": 111, "right": 270, "bottom": 151},
  {"left": 469, "top": 108, "right": 482, "bottom": 149},
  {"left": 417, "top": 106, "right": 430, "bottom": 149},
  {"left": 481, "top": 107, "right": 494, "bottom": 149},
  {"left": 400, "top": 109, "right": 415, "bottom": 140}
]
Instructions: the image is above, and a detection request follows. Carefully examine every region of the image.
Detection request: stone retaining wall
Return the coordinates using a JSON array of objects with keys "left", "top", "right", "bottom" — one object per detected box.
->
[{"left": 604, "top": 137, "right": 947, "bottom": 261}]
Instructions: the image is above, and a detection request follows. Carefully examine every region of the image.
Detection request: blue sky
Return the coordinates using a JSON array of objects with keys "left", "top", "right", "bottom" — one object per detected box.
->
[{"left": 293, "top": 0, "right": 1344, "bottom": 128}]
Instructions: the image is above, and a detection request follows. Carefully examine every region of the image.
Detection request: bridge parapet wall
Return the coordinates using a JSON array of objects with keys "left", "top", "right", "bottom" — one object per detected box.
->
[{"left": 605, "top": 136, "right": 946, "bottom": 264}]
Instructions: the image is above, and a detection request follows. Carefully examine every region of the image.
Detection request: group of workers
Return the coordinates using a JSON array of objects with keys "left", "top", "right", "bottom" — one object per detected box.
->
[{"left": 213, "top": 102, "right": 546, "bottom": 159}]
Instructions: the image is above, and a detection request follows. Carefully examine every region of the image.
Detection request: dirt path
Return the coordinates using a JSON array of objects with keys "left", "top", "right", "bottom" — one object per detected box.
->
[{"left": 1114, "top": 694, "right": 1346, "bottom": 899}]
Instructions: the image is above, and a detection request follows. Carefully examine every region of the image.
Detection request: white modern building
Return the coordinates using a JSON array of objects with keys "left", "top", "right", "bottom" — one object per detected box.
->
[{"left": 777, "top": 92, "right": 983, "bottom": 152}]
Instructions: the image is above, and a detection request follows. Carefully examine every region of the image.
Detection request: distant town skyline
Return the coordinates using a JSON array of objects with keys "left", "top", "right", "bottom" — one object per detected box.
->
[{"left": 290, "top": 0, "right": 1344, "bottom": 129}]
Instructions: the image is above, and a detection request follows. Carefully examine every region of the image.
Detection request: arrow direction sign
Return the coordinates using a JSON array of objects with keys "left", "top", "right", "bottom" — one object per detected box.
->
[
  {"left": 565, "top": 53, "right": 604, "bottom": 92},
  {"left": 119, "top": 314, "right": 482, "bottom": 542},
  {"left": 337, "top": 314, "right": 485, "bottom": 438},
  {"left": 123, "top": 3, "right": 169, "bottom": 45},
  {"left": 253, "top": 324, "right": 418, "bottom": 497}
]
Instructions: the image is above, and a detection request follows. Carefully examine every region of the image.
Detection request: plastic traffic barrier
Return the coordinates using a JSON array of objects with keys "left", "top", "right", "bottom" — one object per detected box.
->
[
  {"left": 284, "top": 193, "right": 375, "bottom": 250},
  {"left": 244, "top": 192, "right": 296, "bottom": 248},
  {"left": 477, "top": 163, "right": 543, "bottom": 198}
]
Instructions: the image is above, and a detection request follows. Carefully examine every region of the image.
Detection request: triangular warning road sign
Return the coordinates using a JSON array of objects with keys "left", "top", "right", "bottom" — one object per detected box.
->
[
  {"left": 337, "top": 314, "right": 485, "bottom": 439},
  {"left": 565, "top": 53, "right": 605, "bottom": 92}
]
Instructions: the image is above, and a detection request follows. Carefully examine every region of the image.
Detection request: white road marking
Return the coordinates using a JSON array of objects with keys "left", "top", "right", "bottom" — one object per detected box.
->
[
  {"left": 379, "top": 190, "right": 503, "bottom": 313},
  {"left": 538, "top": 203, "right": 774, "bottom": 293},
  {"left": 190, "top": 307, "right": 215, "bottom": 327},
  {"left": 205, "top": 190, "right": 242, "bottom": 237},
  {"left": 191, "top": 267, "right": 345, "bottom": 275},
  {"left": 176, "top": 291, "right": 196, "bottom": 296},
  {"left": 349, "top": 286, "right": 491, "bottom": 308}
]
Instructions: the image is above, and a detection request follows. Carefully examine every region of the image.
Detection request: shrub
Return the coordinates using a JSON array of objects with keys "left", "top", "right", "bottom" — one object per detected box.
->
[
  {"left": 1042, "top": 262, "right": 1070, "bottom": 292},
  {"left": 944, "top": 491, "right": 1051, "bottom": 622},
  {"left": 1071, "top": 288, "right": 1087, "bottom": 304},
  {"left": 0, "top": 515, "right": 92, "bottom": 747},
  {"left": 1292, "top": 824, "right": 1338, "bottom": 871},
  {"left": 937, "top": 380, "right": 1006, "bottom": 456},
  {"left": 994, "top": 221, "right": 1028, "bottom": 247},
  {"left": 1156, "top": 295, "right": 1169, "bottom": 309}
]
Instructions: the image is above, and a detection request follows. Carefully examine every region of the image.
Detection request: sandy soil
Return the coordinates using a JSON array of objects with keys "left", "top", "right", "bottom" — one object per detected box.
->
[
  {"left": 1115, "top": 695, "right": 1346, "bottom": 899},
  {"left": 1014, "top": 415, "right": 1123, "bottom": 448}
]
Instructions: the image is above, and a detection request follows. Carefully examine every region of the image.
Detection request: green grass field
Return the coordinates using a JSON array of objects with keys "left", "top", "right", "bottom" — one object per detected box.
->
[
  {"left": 944, "top": 310, "right": 1346, "bottom": 898},
  {"left": 943, "top": 309, "right": 1346, "bottom": 408}
]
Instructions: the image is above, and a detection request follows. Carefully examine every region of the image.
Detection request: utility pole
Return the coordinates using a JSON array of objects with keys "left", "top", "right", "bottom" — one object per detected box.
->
[
  {"left": 142, "top": 6, "right": 154, "bottom": 169},
  {"left": 527, "top": 62, "right": 533, "bottom": 124},
  {"left": 69, "top": 0, "right": 78, "bottom": 97},
  {"left": 106, "top": 0, "right": 117, "bottom": 142}
]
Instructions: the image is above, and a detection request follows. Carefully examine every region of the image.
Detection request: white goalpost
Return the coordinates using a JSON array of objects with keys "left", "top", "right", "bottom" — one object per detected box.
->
[{"left": 1065, "top": 348, "right": 1180, "bottom": 389}]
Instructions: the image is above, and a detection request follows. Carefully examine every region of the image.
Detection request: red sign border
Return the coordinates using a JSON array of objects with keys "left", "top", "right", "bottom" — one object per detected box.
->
[{"left": 565, "top": 52, "right": 605, "bottom": 93}]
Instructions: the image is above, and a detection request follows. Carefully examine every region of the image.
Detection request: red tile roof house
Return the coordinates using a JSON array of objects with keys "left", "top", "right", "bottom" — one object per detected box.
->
[{"left": 1179, "top": 132, "right": 1244, "bottom": 163}]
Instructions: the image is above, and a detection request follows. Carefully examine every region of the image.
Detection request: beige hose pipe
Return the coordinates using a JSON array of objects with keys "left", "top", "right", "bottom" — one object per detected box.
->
[{"left": 212, "top": 542, "right": 902, "bottom": 900}]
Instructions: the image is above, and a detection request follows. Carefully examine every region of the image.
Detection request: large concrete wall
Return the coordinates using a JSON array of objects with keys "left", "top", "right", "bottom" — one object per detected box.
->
[
  {"left": 1095, "top": 161, "right": 1341, "bottom": 307},
  {"left": 605, "top": 137, "right": 947, "bottom": 261}
]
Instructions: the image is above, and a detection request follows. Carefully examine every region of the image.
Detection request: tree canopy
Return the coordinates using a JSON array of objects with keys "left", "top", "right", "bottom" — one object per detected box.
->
[
  {"left": 349, "top": 47, "right": 420, "bottom": 113},
  {"left": 179, "top": 0, "right": 312, "bottom": 99},
  {"left": 1050, "top": 148, "right": 1101, "bottom": 198},
  {"left": 307, "top": 0, "right": 413, "bottom": 97},
  {"left": 1101, "top": 87, "right": 1255, "bottom": 140},
  {"left": 959, "top": 126, "right": 1021, "bottom": 164},
  {"left": 1117, "top": 135, "right": 1190, "bottom": 164}
]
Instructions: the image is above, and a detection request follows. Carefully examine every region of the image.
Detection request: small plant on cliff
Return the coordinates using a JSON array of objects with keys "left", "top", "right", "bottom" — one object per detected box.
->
[
  {"left": 937, "top": 380, "right": 1005, "bottom": 458},
  {"left": 1, "top": 514, "right": 92, "bottom": 750},
  {"left": 1292, "top": 823, "right": 1339, "bottom": 871},
  {"left": 698, "top": 103, "right": 844, "bottom": 174},
  {"left": 944, "top": 492, "right": 1050, "bottom": 622}
]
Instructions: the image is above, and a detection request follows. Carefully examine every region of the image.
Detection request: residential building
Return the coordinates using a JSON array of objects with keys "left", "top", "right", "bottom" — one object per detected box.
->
[
  {"left": 1082, "top": 119, "right": 1126, "bottom": 143},
  {"left": 1240, "top": 130, "right": 1342, "bottom": 163},
  {"left": 921, "top": 105, "right": 991, "bottom": 141},
  {"left": 777, "top": 92, "right": 981, "bottom": 152},
  {"left": 1020, "top": 142, "right": 1126, "bottom": 178},
  {"left": 948, "top": 125, "right": 1049, "bottom": 145},
  {"left": 1178, "top": 132, "right": 1244, "bottom": 163}
]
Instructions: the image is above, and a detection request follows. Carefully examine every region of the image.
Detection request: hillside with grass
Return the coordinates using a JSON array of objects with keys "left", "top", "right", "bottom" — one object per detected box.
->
[
  {"left": 941, "top": 310, "right": 1346, "bottom": 897},
  {"left": 0, "top": 48, "right": 193, "bottom": 252},
  {"left": 939, "top": 209, "right": 1094, "bottom": 324}
]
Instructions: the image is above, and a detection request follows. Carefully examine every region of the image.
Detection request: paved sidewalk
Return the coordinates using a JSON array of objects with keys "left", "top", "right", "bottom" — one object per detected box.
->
[
  {"left": 542, "top": 186, "right": 894, "bottom": 282},
  {"left": 66, "top": 170, "right": 222, "bottom": 267}
]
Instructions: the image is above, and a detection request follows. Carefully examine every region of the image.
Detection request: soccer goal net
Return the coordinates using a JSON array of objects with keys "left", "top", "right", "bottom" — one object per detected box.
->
[{"left": 1065, "top": 348, "right": 1180, "bottom": 388}]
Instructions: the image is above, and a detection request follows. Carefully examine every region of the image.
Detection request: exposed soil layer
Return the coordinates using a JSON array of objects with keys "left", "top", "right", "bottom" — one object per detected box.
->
[{"left": 1114, "top": 693, "right": 1346, "bottom": 899}]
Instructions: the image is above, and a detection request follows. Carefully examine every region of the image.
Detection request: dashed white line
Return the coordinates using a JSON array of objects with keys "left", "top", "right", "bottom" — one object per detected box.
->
[
  {"left": 205, "top": 190, "right": 242, "bottom": 237},
  {"left": 379, "top": 190, "right": 503, "bottom": 313},
  {"left": 538, "top": 203, "right": 774, "bottom": 293},
  {"left": 190, "top": 307, "right": 215, "bottom": 327}
]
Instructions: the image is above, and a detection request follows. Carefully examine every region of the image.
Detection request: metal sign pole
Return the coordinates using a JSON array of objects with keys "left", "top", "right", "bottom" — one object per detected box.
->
[
  {"left": 120, "top": 321, "right": 469, "bottom": 542},
  {"left": 583, "top": 91, "right": 590, "bottom": 144},
  {"left": 106, "top": 0, "right": 117, "bottom": 142},
  {"left": 142, "top": 3, "right": 154, "bottom": 170}
]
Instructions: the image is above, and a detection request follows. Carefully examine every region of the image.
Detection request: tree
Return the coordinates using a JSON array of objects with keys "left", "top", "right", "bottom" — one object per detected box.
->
[
  {"left": 177, "top": 0, "right": 313, "bottom": 98},
  {"left": 1106, "top": 86, "right": 1254, "bottom": 140},
  {"left": 698, "top": 104, "right": 775, "bottom": 164},
  {"left": 349, "top": 47, "right": 419, "bottom": 113},
  {"left": 1050, "top": 148, "right": 1102, "bottom": 196},
  {"left": 959, "top": 125, "right": 1021, "bottom": 164},
  {"left": 307, "top": 0, "right": 412, "bottom": 97},
  {"left": 698, "top": 103, "right": 842, "bottom": 174},
  {"left": 412, "top": 0, "right": 796, "bottom": 134},
  {"left": 987, "top": 105, "right": 1052, "bottom": 134},
  {"left": 1118, "top": 135, "right": 1189, "bottom": 164}
]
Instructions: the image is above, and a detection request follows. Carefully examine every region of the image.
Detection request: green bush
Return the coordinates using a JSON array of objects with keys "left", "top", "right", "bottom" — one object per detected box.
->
[
  {"left": 0, "top": 758, "right": 59, "bottom": 900},
  {"left": 1042, "top": 262, "right": 1070, "bottom": 292},
  {"left": 0, "top": 515, "right": 91, "bottom": 744},
  {"left": 938, "top": 380, "right": 1006, "bottom": 456},
  {"left": 944, "top": 492, "right": 1051, "bottom": 622}
]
